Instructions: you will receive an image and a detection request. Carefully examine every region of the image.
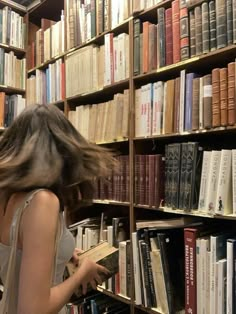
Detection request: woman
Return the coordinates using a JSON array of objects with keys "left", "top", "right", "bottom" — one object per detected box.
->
[{"left": 0, "top": 104, "right": 116, "bottom": 314}]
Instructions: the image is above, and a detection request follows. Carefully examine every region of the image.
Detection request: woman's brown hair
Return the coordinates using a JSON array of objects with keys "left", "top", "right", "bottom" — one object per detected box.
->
[{"left": 0, "top": 104, "right": 116, "bottom": 212}]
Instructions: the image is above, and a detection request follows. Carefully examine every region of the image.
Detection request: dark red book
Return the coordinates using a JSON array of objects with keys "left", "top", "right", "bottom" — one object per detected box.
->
[
  {"left": 172, "top": 0, "right": 181, "bottom": 63},
  {"left": 165, "top": 8, "right": 173, "bottom": 65}
]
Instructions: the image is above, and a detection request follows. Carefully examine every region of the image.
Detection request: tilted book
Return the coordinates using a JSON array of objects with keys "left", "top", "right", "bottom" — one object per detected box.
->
[{"left": 66, "top": 241, "right": 119, "bottom": 296}]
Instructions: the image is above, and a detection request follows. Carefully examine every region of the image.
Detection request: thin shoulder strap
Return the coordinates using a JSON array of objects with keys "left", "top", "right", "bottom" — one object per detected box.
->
[{"left": 1, "top": 189, "right": 61, "bottom": 307}]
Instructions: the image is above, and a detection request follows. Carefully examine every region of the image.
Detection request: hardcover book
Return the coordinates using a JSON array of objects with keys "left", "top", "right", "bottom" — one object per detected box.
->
[{"left": 66, "top": 241, "right": 119, "bottom": 296}]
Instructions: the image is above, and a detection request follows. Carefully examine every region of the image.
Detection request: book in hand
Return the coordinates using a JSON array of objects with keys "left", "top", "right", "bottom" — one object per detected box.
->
[{"left": 66, "top": 241, "right": 119, "bottom": 296}]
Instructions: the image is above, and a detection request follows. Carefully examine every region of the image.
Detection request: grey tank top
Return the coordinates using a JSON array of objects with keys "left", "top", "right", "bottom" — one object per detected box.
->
[{"left": 0, "top": 191, "right": 75, "bottom": 314}]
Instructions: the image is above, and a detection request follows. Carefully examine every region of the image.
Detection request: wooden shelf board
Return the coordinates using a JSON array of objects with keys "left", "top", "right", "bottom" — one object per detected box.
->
[
  {"left": 93, "top": 199, "right": 130, "bottom": 206},
  {"left": 0, "top": 0, "right": 26, "bottom": 13},
  {"left": 0, "top": 43, "right": 26, "bottom": 56},
  {"left": 95, "top": 138, "right": 129, "bottom": 145},
  {"left": 96, "top": 286, "right": 131, "bottom": 305},
  {"left": 0, "top": 127, "right": 5, "bottom": 132},
  {"left": 47, "top": 99, "right": 65, "bottom": 107},
  {"left": 28, "top": 53, "right": 66, "bottom": 75},
  {"left": 66, "top": 79, "right": 129, "bottom": 103},
  {"left": 134, "top": 205, "right": 236, "bottom": 221},
  {"left": 133, "top": 125, "right": 236, "bottom": 141},
  {"left": 0, "top": 85, "right": 25, "bottom": 94},
  {"left": 133, "top": 45, "right": 236, "bottom": 83},
  {"left": 134, "top": 304, "right": 161, "bottom": 314}
]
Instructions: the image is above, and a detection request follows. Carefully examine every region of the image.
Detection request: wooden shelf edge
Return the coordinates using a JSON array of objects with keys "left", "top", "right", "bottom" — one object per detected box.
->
[
  {"left": 95, "top": 138, "right": 129, "bottom": 145},
  {"left": 134, "top": 205, "right": 236, "bottom": 221},
  {"left": 47, "top": 99, "right": 65, "bottom": 107},
  {"left": 0, "top": 85, "right": 25, "bottom": 94},
  {"left": 28, "top": 53, "right": 66, "bottom": 75},
  {"left": 0, "top": 43, "right": 26, "bottom": 55},
  {"left": 66, "top": 79, "right": 129, "bottom": 102},
  {"left": 133, "top": 45, "right": 236, "bottom": 81},
  {"left": 133, "top": 125, "right": 236, "bottom": 141},
  {"left": 93, "top": 199, "right": 130, "bottom": 206},
  {"left": 0, "top": 0, "right": 27, "bottom": 12},
  {"left": 96, "top": 286, "right": 131, "bottom": 305},
  {"left": 134, "top": 304, "right": 161, "bottom": 314}
]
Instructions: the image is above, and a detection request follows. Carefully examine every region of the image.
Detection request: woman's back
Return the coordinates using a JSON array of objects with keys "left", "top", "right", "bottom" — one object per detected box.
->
[{"left": 0, "top": 190, "right": 75, "bottom": 314}]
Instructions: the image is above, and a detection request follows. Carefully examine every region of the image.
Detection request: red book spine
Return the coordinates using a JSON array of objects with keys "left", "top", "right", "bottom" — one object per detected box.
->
[
  {"left": 165, "top": 8, "right": 173, "bottom": 65},
  {"left": 172, "top": 0, "right": 180, "bottom": 63},
  {"left": 184, "top": 228, "right": 197, "bottom": 314}
]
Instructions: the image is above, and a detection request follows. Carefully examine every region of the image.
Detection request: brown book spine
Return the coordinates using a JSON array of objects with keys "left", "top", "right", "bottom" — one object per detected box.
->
[
  {"left": 148, "top": 155, "right": 155, "bottom": 206},
  {"left": 172, "top": 0, "right": 180, "bottom": 63},
  {"left": 189, "top": 9, "right": 196, "bottom": 57},
  {"left": 212, "top": 68, "right": 221, "bottom": 127},
  {"left": 103, "top": 0, "right": 110, "bottom": 32},
  {"left": 220, "top": 67, "right": 228, "bottom": 126},
  {"left": 192, "top": 77, "right": 200, "bottom": 130},
  {"left": 148, "top": 23, "right": 157, "bottom": 71},
  {"left": 203, "top": 74, "right": 212, "bottom": 128},
  {"left": 194, "top": 6, "right": 202, "bottom": 56},
  {"left": 164, "top": 79, "right": 175, "bottom": 134},
  {"left": 140, "top": 155, "right": 146, "bottom": 205},
  {"left": 97, "top": 0, "right": 104, "bottom": 35},
  {"left": 165, "top": 8, "right": 173, "bottom": 66},
  {"left": 143, "top": 21, "right": 150, "bottom": 74},
  {"left": 145, "top": 155, "right": 150, "bottom": 206},
  {"left": 227, "top": 62, "right": 235, "bottom": 125},
  {"left": 135, "top": 155, "right": 140, "bottom": 204},
  {"left": 174, "top": 77, "right": 180, "bottom": 133}
]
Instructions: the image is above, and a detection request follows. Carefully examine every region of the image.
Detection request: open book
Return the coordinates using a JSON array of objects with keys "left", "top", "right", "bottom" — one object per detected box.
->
[{"left": 66, "top": 241, "right": 119, "bottom": 296}]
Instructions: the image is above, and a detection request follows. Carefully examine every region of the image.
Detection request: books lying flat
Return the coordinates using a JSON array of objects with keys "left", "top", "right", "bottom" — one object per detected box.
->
[{"left": 66, "top": 241, "right": 119, "bottom": 296}]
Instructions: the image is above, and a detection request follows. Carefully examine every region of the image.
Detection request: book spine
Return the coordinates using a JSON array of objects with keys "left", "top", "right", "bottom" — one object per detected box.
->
[
  {"left": 157, "top": 7, "right": 166, "bottom": 67},
  {"left": 134, "top": 19, "right": 141, "bottom": 75},
  {"left": 184, "top": 228, "right": 197, "bottom": 314},
  {"left": 212, "top": 68, "right": 221, "bottom": 127},
  {"left": 209, "top": 1, "right": 217, "bottom": 51},
  {"left": 202, "top": 2, "right": 210, "bottom": 53},
  {"left": 189, "top": 10, "right": 196, "bottom": 57},
  {"left": 226, "top": 0, "right": 233, "bottom": 45},
  {"left": 220, "top": 67, "right": 228, "bottom": 126},
  {"left": 227, "top": 62, "right": 235, "bottom": 125},
  {"left": 216, "top": 0, "right": 227, "bottom": 48},
  {"left": 233, "top": 0, "right": 236, "bottom": 43},
  {"left": 194, "top": 6, "right": 202, "bottom": 56},
  {"left": 179, "top": 0, "right": 190, "bottom": 60},
  {"left": 192, "top": 77, "right": 200, "bottom": 130},
  {"left": 165, "top": 8, "right": 173, "bottom": 66},
  {"left": 172, "top": 0, "right": 181, "bottom": 63},
  {"left": 198, "top": 151, "right": 212, "bottom": 211},
  {"left": 203, "top": 74, "right": 212, "bottom": 129}
]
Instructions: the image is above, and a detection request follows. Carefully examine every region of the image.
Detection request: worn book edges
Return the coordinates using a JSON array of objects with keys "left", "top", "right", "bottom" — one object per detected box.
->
[{"left": 66, "top": 241, "right": 119, "bottom": 297}]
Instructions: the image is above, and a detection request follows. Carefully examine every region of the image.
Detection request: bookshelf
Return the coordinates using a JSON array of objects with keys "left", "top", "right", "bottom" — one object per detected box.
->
[{"left": 17, "top": 0, "right": 236, "bottom": 313}]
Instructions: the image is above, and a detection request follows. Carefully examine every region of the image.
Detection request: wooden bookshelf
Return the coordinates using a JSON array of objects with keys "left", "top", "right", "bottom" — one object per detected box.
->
[
  {"left": 0, "top": 43, "right": 26, "bottom": 57},
  {"left": 25, "top": 0, "right": 236, "bottom": 313},
  {"left": 0, "top": 86, "right": 25, "bottom": 95}
]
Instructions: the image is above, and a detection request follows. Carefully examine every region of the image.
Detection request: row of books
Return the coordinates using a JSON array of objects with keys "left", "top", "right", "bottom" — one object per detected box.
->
[
  {"left": 66, "top": 0, "right": 130, "bottom": 50},
  {"left": 134, "top": 0, "right": 236, "bottom": 75},
  {"left": 0, "top": 49, "right": 26, "bottom": 89},
  {"left": 132, "top": 217, "right": 236, "bottom": 314},
  {"left": 28, "top": 13, "right": 65, "bottom": 69},
  {"left": 94, "top": 155, "right": 130, "bottom": 203},
  {"left": 66, "top": 292, "right": 130, "bottom": 314},
  {"left": 66, "top": 33, "right": 129, "bottom": 97},
  {"left": 68, "top": 90, "right": 129, "bottom": 143},
  {"left": 135, "top": 61, "right": 236, "bottom": 138},
  {"left": 27, "top": 59, "right": 65, "bottom": 106},
  {"left": 0, "top": 93, "right": 26, "bottom": 127},
  {"left": 0, "top": 6, "right": 26, "bottom": 49},
  {"left": 133, "top": 0, "right": 164, "bottom": 12}
]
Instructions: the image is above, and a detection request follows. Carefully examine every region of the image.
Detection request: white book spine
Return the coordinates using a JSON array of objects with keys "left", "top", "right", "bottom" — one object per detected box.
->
[
  {"left": 135, "top": 88, "right": 141, "bottom": 138},
  {"left": 205, "top": 150, "right": 221, "bottom": 214},
  {"left": 215, "top": 150, "right": 232, "bottom": 215},
  {"left": 152, "top": 81, "right": 164, "bottom": 135},
  {"left": 218, "top": 259, "right": 227, "bottom": 314},
  {"left": 132, "top": 232, "right": 142, "bottom": 305},
  {"left": 179, "top": 69, "right": 186, "bottom": 133},
  {"left": 119, "top": 241, "right": 127, "bottom": 297},
  {"left": 107, "top": 226, "right": 113, "bottom": 291},
  {"left": 196, "top": 239, "right": 202, "bottom": 314},
  {"left": 226, "top": 241, "right": 234, "bottom": 314},
  {"left": 198, "top": 151, "right": 212, "bottom": 211},
  {"left": 232, "top": 149, "right": 236, "bottom": 214}
]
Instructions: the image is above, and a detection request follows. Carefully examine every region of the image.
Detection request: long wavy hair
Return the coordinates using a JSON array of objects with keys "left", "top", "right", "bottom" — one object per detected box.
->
[{"left": 0, "top": 104, "right": 116, "bottom": 212}]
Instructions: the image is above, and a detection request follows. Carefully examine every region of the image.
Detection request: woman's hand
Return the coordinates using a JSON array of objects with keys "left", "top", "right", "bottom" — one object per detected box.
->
[
  {"left": 72, "top": 248, "right": 83, "bottom": 266},
  {"left": 76, "top": 258, "right": 110, "bottom": 295}
]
